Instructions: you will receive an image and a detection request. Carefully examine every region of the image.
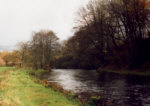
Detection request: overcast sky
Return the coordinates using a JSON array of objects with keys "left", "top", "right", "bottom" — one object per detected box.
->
[{"left": 0, "top": 0, "right": 89, "bottom": 46}]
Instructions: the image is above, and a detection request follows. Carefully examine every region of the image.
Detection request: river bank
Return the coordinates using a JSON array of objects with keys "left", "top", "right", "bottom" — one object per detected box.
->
[
  {"left": 42, "top": 69, "right": 150, "bottom": 105},
  {"left": 0, "top": 67, "right": 80, "bottom": 106},
  {"left": 3, "top": 67, "right": 149, "bottom": 105},
  {"left": 24, "top": 68, "right": 109, "bottom": 106},
  {"left": 98, "top": 67, "right": 150, "bottom": 76}
]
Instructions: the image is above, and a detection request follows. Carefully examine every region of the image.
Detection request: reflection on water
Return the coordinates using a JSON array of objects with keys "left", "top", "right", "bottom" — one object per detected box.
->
[{"left": 47, "top": 69, "right": 150, "bottom": 106}]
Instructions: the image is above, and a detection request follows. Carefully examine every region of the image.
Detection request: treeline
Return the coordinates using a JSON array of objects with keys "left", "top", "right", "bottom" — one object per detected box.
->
[
  {"left": 0, "top": 30, "right": 59, "bottom": 70},
  {"left": 55, "top": 0, "right": 150, "bottom": 69},
  {"left": 1, "top": 0, "right": 150, "bottom": 70}
]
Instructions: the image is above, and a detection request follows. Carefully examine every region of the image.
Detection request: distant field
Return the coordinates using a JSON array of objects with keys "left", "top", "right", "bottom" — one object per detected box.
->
[{"left": 0, "top": 67, "right": 80, "bottom": 106}]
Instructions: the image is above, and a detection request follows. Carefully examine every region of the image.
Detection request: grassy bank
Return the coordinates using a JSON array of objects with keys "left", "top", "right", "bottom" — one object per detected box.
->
[
  {"left": 23, "top": 68, "right": 50, "bottom": 78},
  {"left": 0, "top": 67, "right": 80, "bottom": 106},
  {"left": 98, "top": 68, "right": 150, "bottom": 76}
]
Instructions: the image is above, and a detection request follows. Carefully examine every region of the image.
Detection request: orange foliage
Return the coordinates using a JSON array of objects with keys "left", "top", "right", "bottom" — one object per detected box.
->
[
  {"left": 141, "top": 0, "right": 150, "bottom": 9},
  {"left": 0, "top": 51, "right": 21, "bottom": 66},
  {"left": 0, "top": 57, "right": 5, "bottom": 66}
]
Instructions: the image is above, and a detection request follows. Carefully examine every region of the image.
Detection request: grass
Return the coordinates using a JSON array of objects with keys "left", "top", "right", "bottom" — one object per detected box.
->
[
  {"left": 0, "top": 67, "right": 15, "bottom": 73},
  {"left": 99, "top": 69, "right": 150, "bottom": 76},
  {"left": 0, "top": 67, "right": 80, "bottom": 106},
  {"left": 22, "top": 68, "right": 49, "bottom": 78}
]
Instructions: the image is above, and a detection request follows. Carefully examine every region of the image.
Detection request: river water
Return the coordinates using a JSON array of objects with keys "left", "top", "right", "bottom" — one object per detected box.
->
[{"left": 46, "top": 69, "right": 150, "bottom": 106}]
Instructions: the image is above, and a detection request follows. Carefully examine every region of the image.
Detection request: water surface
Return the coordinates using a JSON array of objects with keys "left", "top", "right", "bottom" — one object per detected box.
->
[{"left": 47, "top": 69, "right": 150, "bottom": 106}]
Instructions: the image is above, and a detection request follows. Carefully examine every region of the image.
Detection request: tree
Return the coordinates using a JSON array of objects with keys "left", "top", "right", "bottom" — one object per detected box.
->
[
  {"left": 108, "top": 0, "right": 150, "bottom": 67},
  {"left": 17, "top": 42, "right": 29, "bottom": 67},
  {"left": 30, "top": 30, "right": 59, "bottom": 69}
]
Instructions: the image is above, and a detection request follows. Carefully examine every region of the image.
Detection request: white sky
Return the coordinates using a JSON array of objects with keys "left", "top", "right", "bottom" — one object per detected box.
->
[{"left": 0, "top": 0, "right": 89, "bottom": 46}]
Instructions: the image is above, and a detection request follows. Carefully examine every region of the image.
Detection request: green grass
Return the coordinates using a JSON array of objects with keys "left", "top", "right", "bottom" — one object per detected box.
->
[
  {"left": 24, "top": 68, "right": 49, "bottom": 78},
  {"left": 0, "top": 67, "right": 15, "bottom": 73},
  {"left": 0, "top": 67, "right": 80, "bottom": 106}
]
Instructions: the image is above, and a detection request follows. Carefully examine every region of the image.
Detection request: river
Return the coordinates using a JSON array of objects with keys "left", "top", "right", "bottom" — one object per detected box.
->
[{"left": 46, "top": 69, "right": 150, "bottom": 106}]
